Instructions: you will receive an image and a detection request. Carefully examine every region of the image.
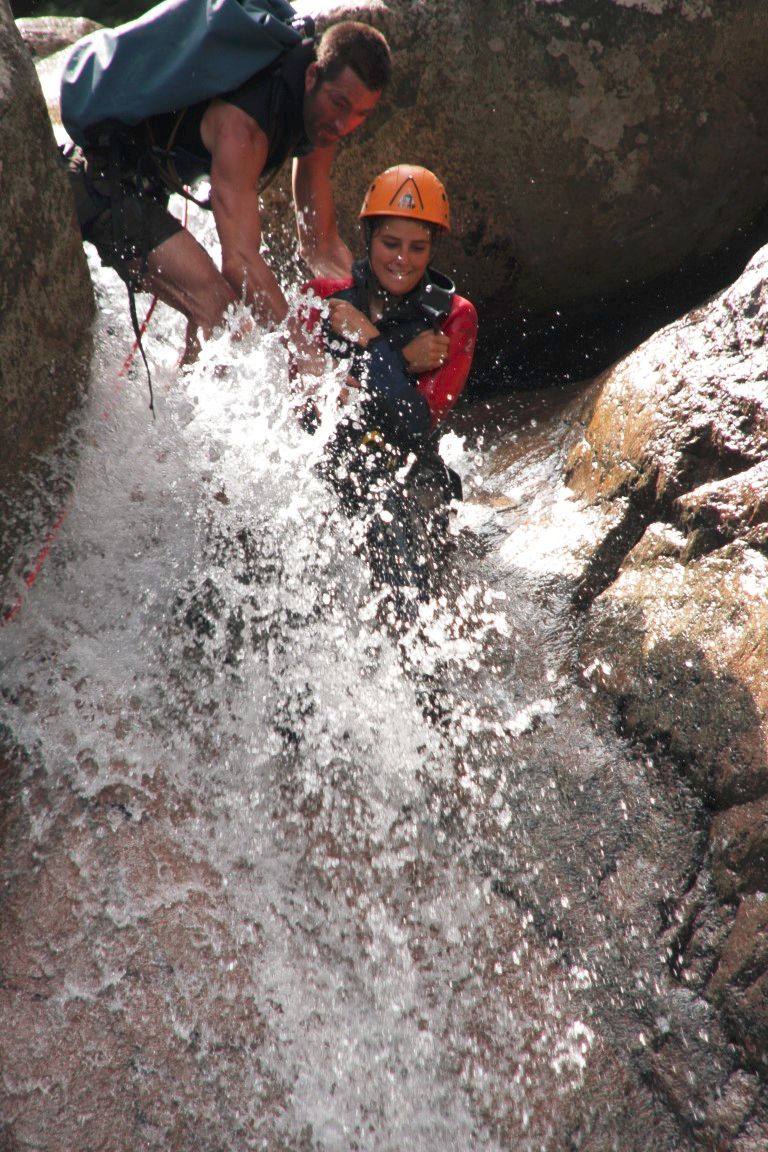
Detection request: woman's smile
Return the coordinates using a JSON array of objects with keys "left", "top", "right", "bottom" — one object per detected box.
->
[{"left": 369, "top": 218, "right": 433, "bottom": 297}]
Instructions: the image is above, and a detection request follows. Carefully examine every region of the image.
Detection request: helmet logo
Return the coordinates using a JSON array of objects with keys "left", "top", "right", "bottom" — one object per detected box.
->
[{"left": 389, "top": 177, "right": 424, "bottom": 212}]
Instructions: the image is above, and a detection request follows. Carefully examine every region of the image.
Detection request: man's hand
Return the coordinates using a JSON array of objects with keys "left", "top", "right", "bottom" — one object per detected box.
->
[
  {"left": 285, "top": 310, "right": 326, "bottom": 381},
  {"left": 401, "top": 329, "right": 451, "bottom": 374}
]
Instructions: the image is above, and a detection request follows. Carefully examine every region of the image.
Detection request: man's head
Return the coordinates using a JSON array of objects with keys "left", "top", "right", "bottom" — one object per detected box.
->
[
  {"left": 303, "top": 22, "right": 392, "bottom": 149},
  {"left": 313, "top": 22, "right": 392, "bottom": 91}
]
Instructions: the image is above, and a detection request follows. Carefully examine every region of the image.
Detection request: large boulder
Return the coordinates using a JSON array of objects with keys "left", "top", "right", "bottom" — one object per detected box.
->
[
  {"left": 561, "top": 241, "right": 768, "bottom": 1065},
  {"left": 0, "top": 0, "right": 94, "bottom": 492},
  {"left": 565, "top": 257, "right": 768, "bottom": 512},
  {"left": 569, "top": 241, "right": 768, "bottom": 788},
  {"left": 282, "top": 0, "right": 768, "bottom": 337},
  {"left": 38, "top": 2, "right": 768, "bottom": 375}
]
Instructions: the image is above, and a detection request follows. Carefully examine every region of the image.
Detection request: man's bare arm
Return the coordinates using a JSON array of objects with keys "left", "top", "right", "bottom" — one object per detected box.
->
[
  {"left": 293, "top": 146, "right": 354, "bottom": 279},
  {"left": 202, "top": 99, "right": 289, "bottom": 325}
]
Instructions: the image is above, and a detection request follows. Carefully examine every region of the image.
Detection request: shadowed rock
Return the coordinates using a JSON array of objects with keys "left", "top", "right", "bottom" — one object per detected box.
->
[
  {"left": 281, "top": 0, "right": 768, "bottom": 343},
  {"left": 711, "top": 797, "right": 768, "bottom": 901},
  {"left": 708, "top": 895, "right": 768, "bottom": 1072},
  {"left": 0, "top": 1, "right": 94, "bottom": 493}
]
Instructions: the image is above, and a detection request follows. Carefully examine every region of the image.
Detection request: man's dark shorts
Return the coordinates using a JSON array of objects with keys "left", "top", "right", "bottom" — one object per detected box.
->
[{"left": 65, "top": 145, "right": 184, "bottom": 286}]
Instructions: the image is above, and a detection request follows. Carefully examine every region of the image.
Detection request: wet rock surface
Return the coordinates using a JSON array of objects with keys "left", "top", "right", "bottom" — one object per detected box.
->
[
  {"left": 561, "top": 242, "right": 768, "bottom": 1107},
  {"left": 0, "top": 2, "right": 93, "bottom": 492},
  {"left": 0, "top": 328, "right": 760, "bottom": 1149},
  {"left": 580, "top": 529, "right": 768, "bottom": 804},
  {"left": 676, "top": 459, "right": 768, "bottom": 554}
]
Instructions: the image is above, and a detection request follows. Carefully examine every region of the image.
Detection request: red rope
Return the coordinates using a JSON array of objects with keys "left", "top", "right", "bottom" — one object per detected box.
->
[
  {"left": 100, "top": 293, "right": 159, "bottom": 421},
  {"left": 2, "top": 192, "right": 194, "bottom": 627},
  {"left": 1, "top": 293, "right": 159, "bottom": 627}
]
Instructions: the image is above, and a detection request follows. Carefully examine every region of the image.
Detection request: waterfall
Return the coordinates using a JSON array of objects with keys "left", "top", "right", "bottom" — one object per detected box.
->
[{"left": 1, "top": 210, "right": 702, "bottom": 1152}]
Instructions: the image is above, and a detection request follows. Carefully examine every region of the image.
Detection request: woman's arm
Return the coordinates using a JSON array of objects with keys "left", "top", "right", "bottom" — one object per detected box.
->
[
  {"left": 415, "top": 296, "right": 478, "bottom": 425},
  {"left": 355, "top": 340, "right": 432, "bottom": 440},
  {"left": 321, "top": 302, "right": 433, "bottom": 439}
]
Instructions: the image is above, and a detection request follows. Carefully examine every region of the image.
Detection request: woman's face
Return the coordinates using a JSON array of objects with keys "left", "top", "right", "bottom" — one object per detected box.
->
[{"left": 369, "top": 218, "right": 433, "bottom": 297}]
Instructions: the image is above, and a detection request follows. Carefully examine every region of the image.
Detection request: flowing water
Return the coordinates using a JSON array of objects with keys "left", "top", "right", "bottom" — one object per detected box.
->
[{"left": 0, "top": 214, "right": 711, "bottom": 1150}]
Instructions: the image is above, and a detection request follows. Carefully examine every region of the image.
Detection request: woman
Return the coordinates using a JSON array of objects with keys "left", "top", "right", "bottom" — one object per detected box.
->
[
  {"left": 297, "top": 164, "right": 478, "bottom": 605},
  {"left": 299, "top": 164, "right": 477, "bottom": 446}
]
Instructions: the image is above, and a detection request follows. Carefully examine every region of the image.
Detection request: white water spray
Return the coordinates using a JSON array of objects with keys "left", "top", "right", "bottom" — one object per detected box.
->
[{"left": 0, "top": 214, "right": 603, "bottom": 1152}]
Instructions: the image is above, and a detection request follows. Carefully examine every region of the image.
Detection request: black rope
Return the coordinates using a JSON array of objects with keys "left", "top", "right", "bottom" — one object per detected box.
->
[
  {"left": 127, "top": 283, "right": 155, "bottom": 417},
  {"left": 106, "top": 134, "right": 156, "bottom": 416}
]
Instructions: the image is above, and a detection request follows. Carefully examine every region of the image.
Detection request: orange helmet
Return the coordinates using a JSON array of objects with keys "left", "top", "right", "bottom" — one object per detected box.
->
[{"left": 359, "top": 165, "right": 450, "bottom": 231}]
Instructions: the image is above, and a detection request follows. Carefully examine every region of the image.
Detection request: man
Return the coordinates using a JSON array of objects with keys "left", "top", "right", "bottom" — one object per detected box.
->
[{"left": 66, "top": 20, "right": 391, "bottom": 358}]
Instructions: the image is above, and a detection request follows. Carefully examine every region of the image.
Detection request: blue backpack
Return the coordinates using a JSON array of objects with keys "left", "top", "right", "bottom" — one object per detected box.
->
[{"left": 61, "top": 0, "right": 309, "bottom": 146}]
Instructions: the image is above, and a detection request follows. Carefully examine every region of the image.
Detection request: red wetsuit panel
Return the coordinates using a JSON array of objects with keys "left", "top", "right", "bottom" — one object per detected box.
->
[
  {"left": 301, "top": 278, "right": 478, "bottom": 428},
  {"left": 415, "top": 295, "right": 478, "bottom": 426}
]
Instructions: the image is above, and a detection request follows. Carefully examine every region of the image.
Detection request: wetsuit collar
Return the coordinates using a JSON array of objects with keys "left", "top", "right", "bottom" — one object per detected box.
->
[{"left": 351, "top": 259, "right": 456, "bottom": 323}]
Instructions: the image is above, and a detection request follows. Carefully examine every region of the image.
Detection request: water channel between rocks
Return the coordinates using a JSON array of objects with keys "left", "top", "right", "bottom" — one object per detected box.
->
[{"left": 0, "top": 233, "right": 712, "bottom": 1151}]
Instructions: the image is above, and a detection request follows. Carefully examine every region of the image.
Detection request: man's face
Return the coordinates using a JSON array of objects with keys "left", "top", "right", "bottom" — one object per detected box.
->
[{"left": 303, "top": 64, "right": 381, "bottom": 149}]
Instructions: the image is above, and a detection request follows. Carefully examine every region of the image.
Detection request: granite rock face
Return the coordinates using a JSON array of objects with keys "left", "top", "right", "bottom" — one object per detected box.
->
[
  {"left": 284, "top": 0, "right": 768, "bottom": 332},
  {"left": 14, "top": 15, "right": 100, "bottom": 59},
  {"left": 0, "top": 1, "right": 93, "bottom": 492},
  {"left": 567, "top": 241, "right": 768, "bottom": 1077}
]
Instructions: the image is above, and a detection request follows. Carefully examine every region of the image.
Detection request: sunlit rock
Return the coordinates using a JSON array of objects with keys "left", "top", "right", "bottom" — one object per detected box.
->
[
  {"left": 0, "top": 1, "right": 93, "bottom": 492},
  {"left": 565, "top": 236, "right": 768, "bottom": 571},
  {"left": 580, "top": 530, "right": 768, "bottom": 803},
  {"left": 568, "top": 232, "right": 768, "bottom": 1080},
  {"left": 565, "top": 246, "right": 768, "bottom": 512},
  {"left": 568, "top": 241, "right": 768, "bottom": 806},
  {"left": 676, "top": 459, "right": 768, "bottom": 557},
  {"left": 14, "top": 16, "right": 100, "bottom": 60},
  {"left": 576, "top": 501, "right": 768, "bottom": 1076}
]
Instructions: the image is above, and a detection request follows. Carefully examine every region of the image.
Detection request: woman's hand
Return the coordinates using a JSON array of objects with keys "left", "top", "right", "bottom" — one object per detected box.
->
[
  {"left": 401, "top": 329, "right": 451, "bottom": 374},
  {"left": 327, "top": 299, "right": 380, "bottom": 347},
  {"left": 284, "top": 310, "right": 327, "bottom": 382},
  {"left": 335, "top": 374, "right": 362, "bottom": 408}
]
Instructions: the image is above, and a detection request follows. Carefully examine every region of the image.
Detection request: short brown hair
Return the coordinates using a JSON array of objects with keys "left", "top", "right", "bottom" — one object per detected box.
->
[{"left": 315, "top": 22, "right": 392, "bottom": 92}]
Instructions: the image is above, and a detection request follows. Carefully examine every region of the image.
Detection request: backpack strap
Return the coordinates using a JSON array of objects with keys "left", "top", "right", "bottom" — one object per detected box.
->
[{"left": 145, "top": 111, "right": 212, "bottom": 208}]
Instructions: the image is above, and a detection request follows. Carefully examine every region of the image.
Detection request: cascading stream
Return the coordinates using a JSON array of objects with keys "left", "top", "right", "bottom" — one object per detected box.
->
[{"left": 0, "top": 227, "right": 711, "bottom": 1151}]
